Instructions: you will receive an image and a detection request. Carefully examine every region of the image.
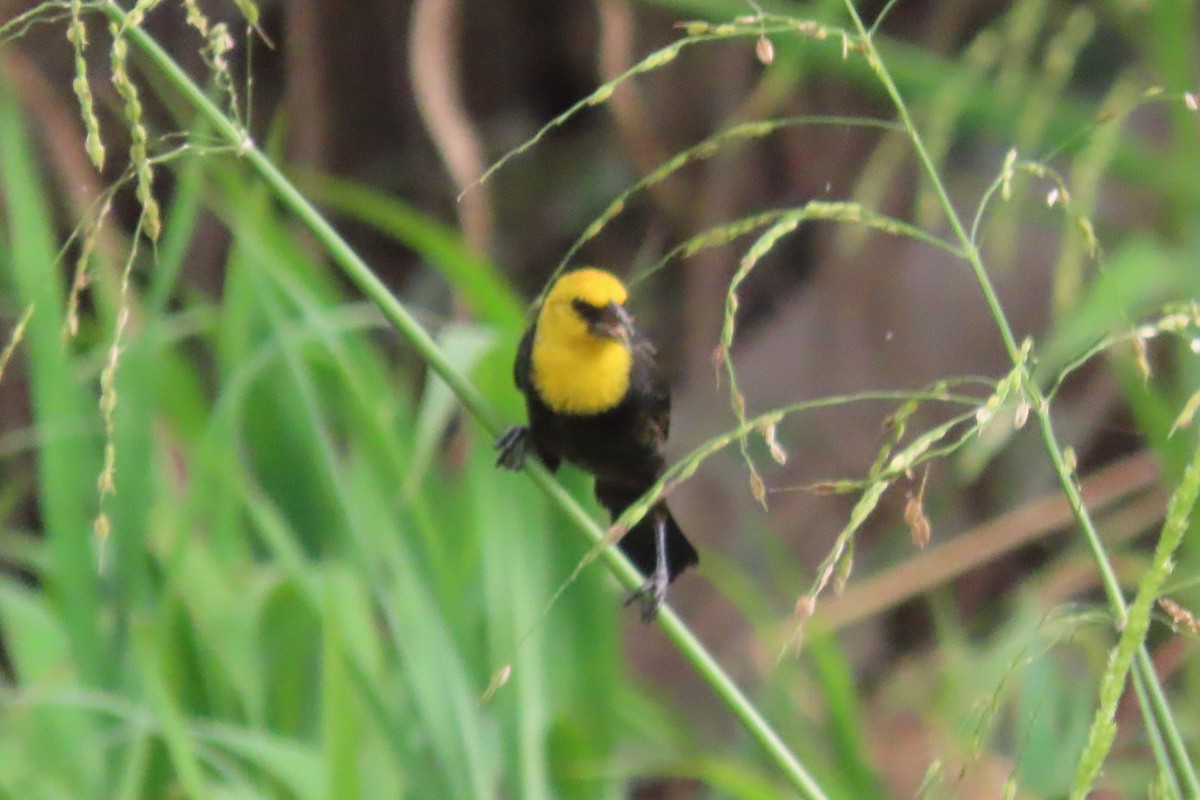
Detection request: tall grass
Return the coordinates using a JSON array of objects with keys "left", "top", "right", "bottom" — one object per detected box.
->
[{"left": 1, "top": 0, "right": 1198, "bottom": 798}]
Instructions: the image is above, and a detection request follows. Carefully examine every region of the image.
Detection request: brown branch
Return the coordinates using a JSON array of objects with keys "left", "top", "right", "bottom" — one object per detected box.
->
[{"left": 408, "top": 0, "right": 492, "bottom": 255}]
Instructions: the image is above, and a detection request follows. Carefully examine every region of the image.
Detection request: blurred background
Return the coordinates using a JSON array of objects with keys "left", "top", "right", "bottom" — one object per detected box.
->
[{"left": 1, "top": 0, "right": 1198, "bottom": 797}]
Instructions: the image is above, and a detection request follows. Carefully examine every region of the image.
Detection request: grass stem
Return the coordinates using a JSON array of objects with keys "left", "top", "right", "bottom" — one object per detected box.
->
[
  {"left": 101, "top": 2, "right": 831, "bottom": 796},
  {"left": 840, "top": 0, "right": 1197, "bottom": 792}
]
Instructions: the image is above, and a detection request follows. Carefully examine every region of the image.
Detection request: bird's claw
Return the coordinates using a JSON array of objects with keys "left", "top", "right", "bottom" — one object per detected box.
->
[
  {"left": 494, "top": 426, "right": 529, "bottom": 470},
  {"left": 623, "top": 570, "right": 669, "bottom": 623}
]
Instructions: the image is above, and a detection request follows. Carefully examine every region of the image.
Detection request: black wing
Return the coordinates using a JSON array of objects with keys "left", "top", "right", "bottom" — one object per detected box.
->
[
  {"left": 513, "top": 324, "right": 536, "bottom": 395},
  {"left": 631, "top": 338, "right": 671, "bottom": 446},
  {"left": 501, "top": 322, "right": 563, "bottom": 473}
]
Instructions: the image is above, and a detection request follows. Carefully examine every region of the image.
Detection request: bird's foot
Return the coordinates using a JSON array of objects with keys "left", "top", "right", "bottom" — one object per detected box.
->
[
  {"left": 494, "top": 426, "right": 529, "bottom": 470},
  {"left": 623, "top": 568, "right": 669, "bottom": 623}
]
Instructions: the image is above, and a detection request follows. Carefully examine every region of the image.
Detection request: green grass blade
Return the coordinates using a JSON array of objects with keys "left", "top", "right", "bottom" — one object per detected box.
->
[
  {"left": 0, "top": 583, "right": 105, "bottom": 796},
  {"left": 320, "top": 577, "right": 361, "bottom": 800},
  {"left": 301, "top": 173, "right": 525, "bottom": 329},
  {"left": 0, "top": 76, "right": 105, "bottom": 685}
]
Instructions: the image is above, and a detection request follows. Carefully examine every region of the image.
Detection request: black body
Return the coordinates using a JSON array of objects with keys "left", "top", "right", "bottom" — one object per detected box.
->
[{"left": 508, "top": 324, "right": 699, "bottom": 583}]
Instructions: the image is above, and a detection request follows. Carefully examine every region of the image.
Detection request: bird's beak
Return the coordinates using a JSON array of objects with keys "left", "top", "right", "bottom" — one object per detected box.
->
[{"left": 589, "top": 302, "right": 634, "bottom": 344}]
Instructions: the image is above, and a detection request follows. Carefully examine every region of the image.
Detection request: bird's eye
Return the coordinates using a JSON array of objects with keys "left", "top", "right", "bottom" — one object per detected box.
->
[{"left": 571, "top": 298, "right": 602, "bottom": 321}]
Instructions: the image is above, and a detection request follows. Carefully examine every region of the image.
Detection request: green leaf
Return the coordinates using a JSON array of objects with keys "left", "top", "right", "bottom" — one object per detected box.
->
[
  {"left": 0, "top": 76, "right": 105, "bottom": 685},
  {"left": 300, "top": 173, "right": 524, "bottom": 330}
]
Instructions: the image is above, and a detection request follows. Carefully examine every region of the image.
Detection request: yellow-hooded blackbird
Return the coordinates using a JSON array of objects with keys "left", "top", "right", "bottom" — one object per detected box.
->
[{"left": 495, "top": 268, "right": 698, "bottom": 619}]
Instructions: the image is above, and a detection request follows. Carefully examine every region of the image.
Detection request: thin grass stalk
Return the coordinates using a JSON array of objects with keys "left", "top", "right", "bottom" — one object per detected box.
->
[
  {"left": 99, "top": 4, "right": 831, "bottom": 797},
  {"left": 839, "top": 0, "right": 1198, "bottom": 793},
  {"left": 0, "top": 304, "right": 35, "bottom": 383},
  {"left": 1071, "top": 430, "right": 1200, "bottom": 798}
]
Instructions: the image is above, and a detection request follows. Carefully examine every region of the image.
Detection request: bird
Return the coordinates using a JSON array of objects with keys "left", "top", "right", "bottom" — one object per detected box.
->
[{"left": 495, "top": 267, "right": 698, "bottom": 620}]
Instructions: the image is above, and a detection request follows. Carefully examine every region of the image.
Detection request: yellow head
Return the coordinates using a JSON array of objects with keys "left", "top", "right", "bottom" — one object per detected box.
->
[{"left": 531, "top": 268, "right": 635, "bottom": 415}]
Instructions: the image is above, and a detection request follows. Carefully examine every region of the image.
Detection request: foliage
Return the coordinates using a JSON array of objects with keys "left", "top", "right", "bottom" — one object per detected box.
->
[{"left": 1, "top": 0, "right": 1199, "bottom": 798}]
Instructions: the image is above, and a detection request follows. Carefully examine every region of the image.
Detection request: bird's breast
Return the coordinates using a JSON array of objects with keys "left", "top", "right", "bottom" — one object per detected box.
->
[{"left": 530, "top": 337, "right": 632, "bottom": 415}]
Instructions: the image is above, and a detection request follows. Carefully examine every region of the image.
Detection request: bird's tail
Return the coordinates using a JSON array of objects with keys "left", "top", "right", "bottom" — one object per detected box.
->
[{"left": 593, "top": 481, "right": 699, "bottom": 582}]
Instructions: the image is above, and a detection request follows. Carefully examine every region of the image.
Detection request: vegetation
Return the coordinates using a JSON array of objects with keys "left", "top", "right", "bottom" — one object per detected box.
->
[{"left": 0, "top": 0, "right": 1197, "bottom": 797}]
